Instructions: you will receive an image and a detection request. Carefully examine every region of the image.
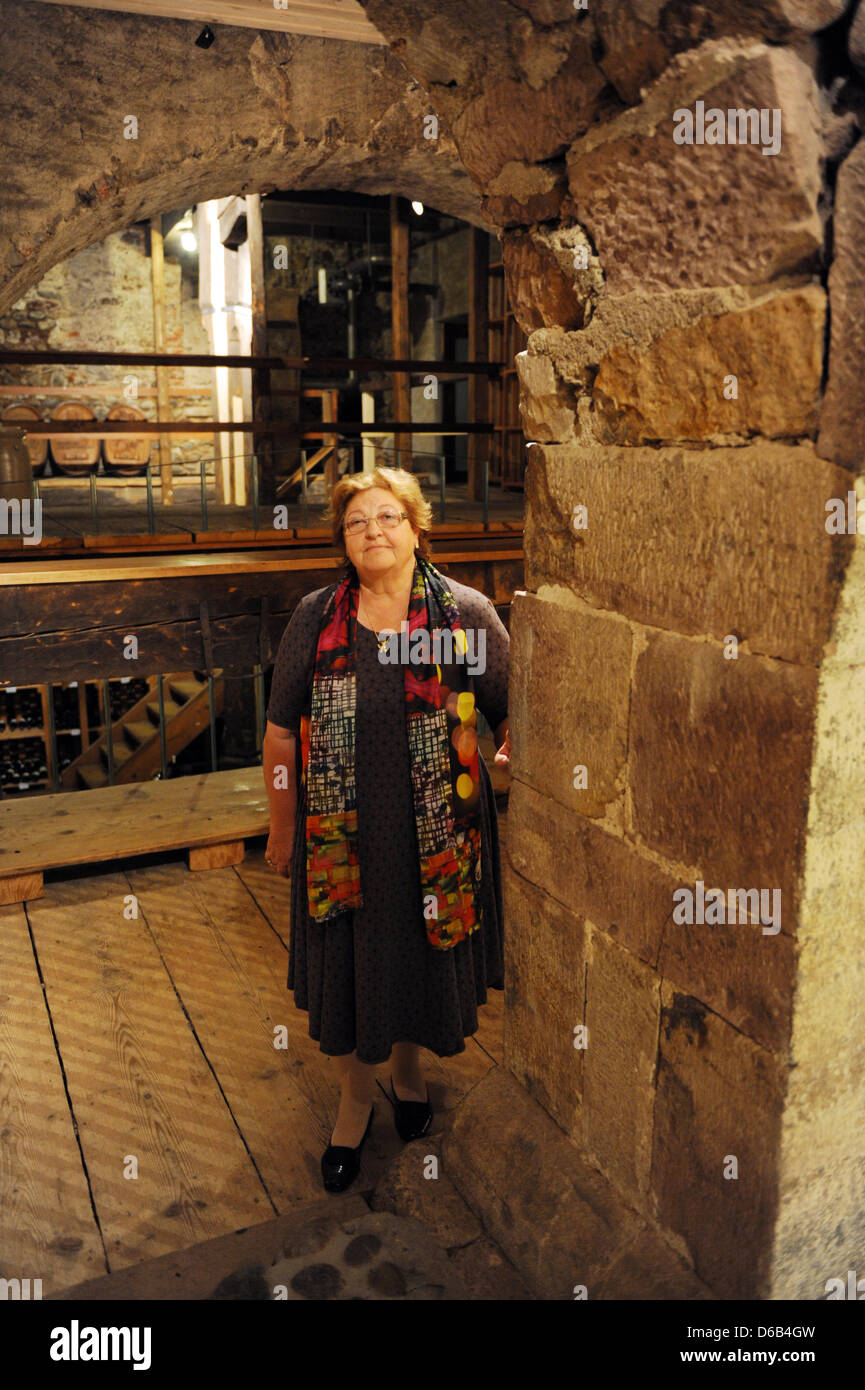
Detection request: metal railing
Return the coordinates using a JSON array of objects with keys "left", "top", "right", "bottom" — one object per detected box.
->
[
  {"left": 2, "top": 665, "right": 493, "bottom": 797},
  {"left": 26, "top": 445, "right": 496, "bottom": 532}
]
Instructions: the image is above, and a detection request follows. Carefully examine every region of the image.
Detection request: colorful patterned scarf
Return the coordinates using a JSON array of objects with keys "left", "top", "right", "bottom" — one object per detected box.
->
[{"left": 298, "top": 552, "right": 483, "bottom": 950}]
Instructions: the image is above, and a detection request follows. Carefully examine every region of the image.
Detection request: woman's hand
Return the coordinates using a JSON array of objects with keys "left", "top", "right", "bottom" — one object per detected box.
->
[
  {"left": 265, "top": 826, "right": 295, "bottom": 877},
  {"left": 494, "top": 725, "right": 511, "bottom": 771}
]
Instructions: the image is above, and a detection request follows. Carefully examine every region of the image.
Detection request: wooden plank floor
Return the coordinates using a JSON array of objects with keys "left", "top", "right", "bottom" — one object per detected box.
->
[{"left": 0, "top": 819, "right": 507, "bottom": 1295}]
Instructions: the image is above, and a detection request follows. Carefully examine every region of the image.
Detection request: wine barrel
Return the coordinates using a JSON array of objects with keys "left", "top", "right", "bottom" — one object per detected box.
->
[
  {"left": 49, "top": 400, "right": 100, "bottom": 477},
  {"left": 1, "top": 404, "right": 48, "bottom": 475},
  {"left": 103, "top": 402, "right": 152, "bottom": 476}
]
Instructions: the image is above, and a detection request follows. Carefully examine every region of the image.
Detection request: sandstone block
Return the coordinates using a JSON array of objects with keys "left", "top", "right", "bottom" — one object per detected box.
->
[
  {"left": 503, "top": 230, "right": 587, "bottom": 335},
  {"left": 509, "top": 590, "right": 631, "bottom": 817},
  {"left": 369, "top": 1139, "right": 483, "bottom": 1250},
  {"left": 505, "top": 780, "right": 677, "bottom": 966},
  {"left": 502, "top": 858, "right": 586, "bottom": 1139},
  {"left": 850, "top": 1, "right": 865, "bottom": 80},
  {"left": 593, "top": 1225, "right": 716, "bottom": 1300},
  {"left": 566, "top": 40, "right": 823, "bottom": 294},
  {"left": 771, "top": 1153, "right": 865, "bottom": 1300},
  {"left": 593, "top": 0, "right": 847, "bottom": 104},
  {"left": 454, "top": 31, "right": 606, "bottom": 186},
  {"left": 481, "top": 160, "right": 566, "bottom": 227},
  {"left": 515, "top": 350, "right": 576, "bottom": 443},
  {"left": 818, "top": 140, "right": 865, "bottom": 469},
  {"left": 447, "top": 1235, "right": 536, "bottom": 1300},
  {"left": 582, "top": 929, "right": 661, "bottom": 1204},
  {"left": 524, "top": 440, "right": 853, "bottom": 666},
  {"left": 441, "top": 1065, "right": 643, "bottom": 1297},
  {"left": 630, "top": 632, "right": 817, "bottom": 916},
  {"left": 509, "top": 0, "right": 580, "bottom": 22},
  {"left": 591, "top": 286, "right": 824, "bottom": 444},
  {"left": 650, "top": 982, "right": 787, "bottom": 1299},
  {"left": 658, "top": 906, "right": 794, "bottom": 1053}
]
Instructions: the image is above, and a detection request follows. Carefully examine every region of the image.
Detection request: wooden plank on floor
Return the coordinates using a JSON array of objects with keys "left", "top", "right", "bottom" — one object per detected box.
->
[
  {"left": 0, "top": 769, "right": 269, "bottom": 880},
  {"left": 0, "top": 871, "right": 43, "bottom": 904},
  {"left": 26, "top": 870, "right": 270, "bottom": 1272},
  {"left": 232, "top": 846, "right": 291, "bottom": 950},
  {"left": 0, "top": 901, "right": 105, "bottom": 1294},
  {"left": 125, "top": 860, "right": 328, "bottom": 1209}
]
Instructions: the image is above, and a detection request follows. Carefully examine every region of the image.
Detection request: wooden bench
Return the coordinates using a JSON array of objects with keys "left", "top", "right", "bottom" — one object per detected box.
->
[
  {"left": 0, "top": 768, "right": 269, "bottom": 904},
  {"left": 0, "top": 751, "right": 510, "bottom": 905}
]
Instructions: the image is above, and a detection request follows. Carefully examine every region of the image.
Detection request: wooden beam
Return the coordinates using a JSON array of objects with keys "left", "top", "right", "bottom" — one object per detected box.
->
[
  {"left": 20, "top": 419, "right": 496, "bottom": 437},
  {"left": 189, "top": 840, "right": 245, "bottom": 871},
  {"left": 31, "top": 0, "right": 387, "bottom": 44},
  {"left": 0, "top": 349, "right": 503, "bottom": 374},
  {"left": 468, "top": 228, "right": 490, "bottom": 504},
  {"left": 389, "top": 195, "right": 411, "bottom": 471},
  {"left": 246, "top": 193, "right": 275, "bottom": 507},
  {"left": 148, "top": 220, "right": 174, "bottom": 505},
  {"left": 0, "top": 872, "right": 43, "bottom": 905}
]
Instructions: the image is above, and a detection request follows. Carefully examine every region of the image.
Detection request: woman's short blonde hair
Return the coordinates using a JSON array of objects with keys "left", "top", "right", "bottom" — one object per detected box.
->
[{"left": 325, "top": 465, "right": 434, "bottom": 578}]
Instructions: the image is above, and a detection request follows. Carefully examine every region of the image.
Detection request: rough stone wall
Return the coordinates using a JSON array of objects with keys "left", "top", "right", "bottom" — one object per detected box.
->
[
  {"left": 360, "top": 0, "right": 864, "bottom": 1299},
  {"left": 0, "top": 226, "right": 213, "bottom": 471},
  {"left": 0, "top": 0, "right": 481, "bottom": 315}
]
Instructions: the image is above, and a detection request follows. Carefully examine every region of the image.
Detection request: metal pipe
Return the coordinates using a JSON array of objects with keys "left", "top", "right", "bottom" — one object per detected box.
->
[{"left": 146, "top": 461, "right": 155, "bottom": 534}]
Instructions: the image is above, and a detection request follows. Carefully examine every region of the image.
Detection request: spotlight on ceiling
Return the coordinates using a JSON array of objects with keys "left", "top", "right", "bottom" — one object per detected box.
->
[
  {"left": 195, "top": 24, "right": 216, "bottom": 48},
  {"left": 411, "top": 201, "right": 424, "bottom": 216},
  {"left": 180, "top": 229, "right": 197, "bottom": 252}
]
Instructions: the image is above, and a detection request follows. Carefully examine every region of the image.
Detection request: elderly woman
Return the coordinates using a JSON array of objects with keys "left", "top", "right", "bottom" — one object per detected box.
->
[{"left": 262, "top": 465, "right": 510, "bottom": 1193}]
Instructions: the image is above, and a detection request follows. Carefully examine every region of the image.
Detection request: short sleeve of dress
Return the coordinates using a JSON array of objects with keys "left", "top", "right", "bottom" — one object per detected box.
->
[
  {"left": 266, "top": 587, "right": 331, "bottom": 733},
  {"left": 449, "top": 581, "right": 510, "bottom": 734}
]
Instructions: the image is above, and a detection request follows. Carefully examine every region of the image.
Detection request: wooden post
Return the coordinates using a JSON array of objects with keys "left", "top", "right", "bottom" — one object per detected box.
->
[
  {"left": 468, "top": 227, "right": 490, "bottom": 504},
  {"left": 389, "top": 195, "right": 412, "bottom": 471},
  {"left": 148, "top": 219, "right": 174, "bottom": 505},
  {"left": 361, "top": 390, "right": 376, "bottom": 472},
  {"left": 323, "top": 389, "right": 339, "bottom": 496},
  {"left": 246, "top": 193, "right": 275, "bottom": 506}
]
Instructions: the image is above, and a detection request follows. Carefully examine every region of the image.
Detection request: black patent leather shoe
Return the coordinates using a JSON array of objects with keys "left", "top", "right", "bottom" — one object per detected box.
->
[
  {"left": 320, "top": 1103, "right": 374, "bottom": 1193},
  {"left": 389, "top": 1078, "right": 433, "bottom": 1142}
]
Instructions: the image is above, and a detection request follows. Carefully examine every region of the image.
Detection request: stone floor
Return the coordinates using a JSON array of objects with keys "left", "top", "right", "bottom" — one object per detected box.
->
[{"left": 51, "top": 1136, "right": 535, "bottom": 1302}]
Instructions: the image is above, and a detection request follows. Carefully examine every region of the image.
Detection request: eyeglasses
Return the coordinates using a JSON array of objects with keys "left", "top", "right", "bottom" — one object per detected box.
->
[{"left": 343, "top": 509, "right": 408, "bottom": 536}]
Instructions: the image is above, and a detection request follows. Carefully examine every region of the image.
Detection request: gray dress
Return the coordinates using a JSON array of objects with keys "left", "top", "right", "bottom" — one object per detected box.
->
[{"left": 266, "top": 573, "right": 510, "bottom": 1065}]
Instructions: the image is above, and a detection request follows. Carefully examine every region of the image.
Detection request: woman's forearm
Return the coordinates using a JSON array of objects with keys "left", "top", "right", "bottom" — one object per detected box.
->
[
  {"left": 494, "top": 718, "right": 509, "bottom": 747},
  {"left": 263, "top": 728, "right": 298, "bottom": 829}
]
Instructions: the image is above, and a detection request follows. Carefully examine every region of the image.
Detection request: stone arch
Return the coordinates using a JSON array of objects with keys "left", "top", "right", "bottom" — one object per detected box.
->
[{"left": 0, "top": 1, "right": 482, "bottom": 311}]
